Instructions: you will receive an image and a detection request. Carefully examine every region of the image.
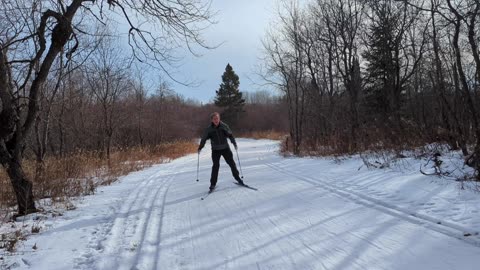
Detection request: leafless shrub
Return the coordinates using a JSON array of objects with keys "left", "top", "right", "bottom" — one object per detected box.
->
[{"left": 0, "top": 229, "right": 25, "bottom": 253}]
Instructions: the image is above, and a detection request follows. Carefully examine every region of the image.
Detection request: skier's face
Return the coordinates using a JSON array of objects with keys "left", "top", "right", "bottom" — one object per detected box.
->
[{"left": 212, "top": 115, "right": 220, "bottom": 126}]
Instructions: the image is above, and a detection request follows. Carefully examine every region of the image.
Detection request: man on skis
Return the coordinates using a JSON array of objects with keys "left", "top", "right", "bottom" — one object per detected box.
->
[{"left": 198, "top": 112, "right": 244, "bottom": 191}]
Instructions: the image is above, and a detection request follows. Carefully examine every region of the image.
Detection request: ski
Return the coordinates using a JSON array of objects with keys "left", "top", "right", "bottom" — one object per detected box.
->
[
  {"left": 201, "top": 187, "right": 216, "bottom": 200},
  {"left": 234, "top": 182, "right": 258, "bottom": 191}
]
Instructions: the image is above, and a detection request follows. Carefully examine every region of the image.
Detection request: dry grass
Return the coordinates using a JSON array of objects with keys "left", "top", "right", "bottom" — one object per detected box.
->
[
  {"left": 0, "top": 140, "right": 197, "bottom": 212},
  {"left": 280, "top": 126, "right": 430, "bottom": 157},
  {"left": 240, "top": 130, "right": 287, "bottom": 141},
  {"left": 0, "top": 229, "right": 25, "bottom": 253}
]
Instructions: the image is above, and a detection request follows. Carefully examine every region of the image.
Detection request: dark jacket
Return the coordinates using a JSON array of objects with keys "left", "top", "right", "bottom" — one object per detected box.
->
[{"left": 199, "top": 121, "right": 237, "bottom": 151}]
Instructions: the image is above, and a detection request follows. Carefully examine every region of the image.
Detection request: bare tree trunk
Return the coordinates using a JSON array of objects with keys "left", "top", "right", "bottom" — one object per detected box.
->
[
  {"left": 0, "top": 1, "right": 83, "bottom": 215},
  {"left": 6, "top": 159, "right": 36, "bottom": 216},
  {"left": 0, "top": 47, "right": 38, "bottom": 216},
  {"left": 58, "top": 89, "right": 66, "bottom": 157},
  {"left": 447, "top": 0, "right": 480, "bottom": 179},
  {"left": 430, "top": 1, "right": 468, "bottom": 154},
  {"left": 465, "top": 3, "right": 480, "bottom": 179},
  {"left": 34, "top": 52, "right": 65, "bottom": 181}
]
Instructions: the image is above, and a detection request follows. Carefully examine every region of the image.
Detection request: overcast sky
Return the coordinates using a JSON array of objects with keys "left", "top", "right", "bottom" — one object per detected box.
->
[{"left": 169, "top": 0, "right": 278, "bottom": 103}]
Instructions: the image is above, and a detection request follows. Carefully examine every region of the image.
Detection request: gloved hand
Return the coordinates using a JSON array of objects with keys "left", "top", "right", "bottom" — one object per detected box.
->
[
  {"left": 234, "top": 144, "right": 238, "bottom": 150},
  {"left": 198, "top": 146, "right": 202, "bottom": 153}
]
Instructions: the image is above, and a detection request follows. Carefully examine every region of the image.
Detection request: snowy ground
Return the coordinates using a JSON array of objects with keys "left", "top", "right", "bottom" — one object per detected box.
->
[{"left": 2, "top": 139, "right": 480, "bottom": 269}]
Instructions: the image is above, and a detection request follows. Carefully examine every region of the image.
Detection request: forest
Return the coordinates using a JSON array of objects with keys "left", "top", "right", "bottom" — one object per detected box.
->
[{"left": 262, "top": 0, "right": 480, "bottom": 179}]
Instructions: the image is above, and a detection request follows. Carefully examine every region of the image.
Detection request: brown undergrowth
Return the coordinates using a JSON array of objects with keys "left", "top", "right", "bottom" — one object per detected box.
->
[
  {"left": 0, "top": 140, "right": 197, "bottom": 211},
  {"left": 240, "top": 130, "right": 287, "bottom": 141}
]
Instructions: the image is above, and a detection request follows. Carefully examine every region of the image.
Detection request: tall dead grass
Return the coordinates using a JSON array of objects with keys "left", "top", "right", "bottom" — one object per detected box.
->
[
  {"left": 0, "top": 140, "right": 197, "bottom": 211},
  {"left": 240, "top": 130, "right": 287, "bottom": 141}
]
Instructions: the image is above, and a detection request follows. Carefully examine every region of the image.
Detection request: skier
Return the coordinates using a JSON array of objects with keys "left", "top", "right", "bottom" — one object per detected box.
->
[{"left": 198, "top": 112, "right": 244, "bottom": 191}]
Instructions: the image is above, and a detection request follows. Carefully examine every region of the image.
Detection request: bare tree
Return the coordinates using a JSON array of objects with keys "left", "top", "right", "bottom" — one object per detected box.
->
[
  {"left": 445, "top": 0, "right": 480, "bottom": 179},
  {"left": 324, "top": 0, "right": 365, "bottom": 150},
  {"left": 85, "top": 37, "right": 130, "bottom": 160},
  {"left": 244, "top": 90, "right": 278, "bottom": 105},
  {"left": 262, "top": 0, "right": 308, "bottom": 154},
  {"left": 129, "top": 67, "right": 150, "bottom": 147},
  {"left": 422, "top": 0, "right": 468, "bottom": 154},
  {"left": 0, "top": 0, "right": 213, "bottom": 216}
]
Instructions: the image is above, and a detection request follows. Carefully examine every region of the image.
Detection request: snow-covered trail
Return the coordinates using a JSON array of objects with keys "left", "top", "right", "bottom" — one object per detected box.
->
[{"left": 5, "top": 139, "right": 480, "bottom": 270}]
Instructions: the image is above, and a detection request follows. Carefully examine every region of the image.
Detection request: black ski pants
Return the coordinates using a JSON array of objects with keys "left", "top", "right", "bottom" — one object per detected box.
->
[{"left": 210, "top": 148, "right": 240, "bottom": 187}]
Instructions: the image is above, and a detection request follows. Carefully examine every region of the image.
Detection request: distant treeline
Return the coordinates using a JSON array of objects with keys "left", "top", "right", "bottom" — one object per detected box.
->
[{"left": 29, "top": 66, "right": 288, "bottom": 161}]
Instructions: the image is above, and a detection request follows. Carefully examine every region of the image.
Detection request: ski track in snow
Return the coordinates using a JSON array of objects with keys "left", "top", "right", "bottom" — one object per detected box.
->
[
  {"left": 3, "top": 139, "right": 480, "bottom": 270},
  {"left": 74, "top": 159, "right": 187, "bottom": 270},
  {"left": 264, "top": 161, "right": 480, "bottom": 247}
]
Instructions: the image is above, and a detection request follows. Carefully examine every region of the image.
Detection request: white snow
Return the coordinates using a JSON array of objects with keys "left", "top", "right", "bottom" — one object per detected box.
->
[{"left": 2, "top": 139, "right": 480, "bottom": 269}]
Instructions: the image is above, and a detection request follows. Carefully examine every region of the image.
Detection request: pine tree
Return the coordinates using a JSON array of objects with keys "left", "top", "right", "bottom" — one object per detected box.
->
[
  {"left": 362, "top": 2, "right": 397, "bottom": 118},
  {"left": 362, "top": 0, "right": 405, "bottom": 123},
  {"left": 214, "top": 63, "right": 245, "bottom": 127}
]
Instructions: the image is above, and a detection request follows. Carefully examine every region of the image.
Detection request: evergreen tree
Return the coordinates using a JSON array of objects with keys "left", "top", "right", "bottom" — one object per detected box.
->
[
  {"left": 214, "top": 63, "right": 245, "bottom": 127},
  {"left": 362, "top": 1, "right": 402, "bottom": 120}
]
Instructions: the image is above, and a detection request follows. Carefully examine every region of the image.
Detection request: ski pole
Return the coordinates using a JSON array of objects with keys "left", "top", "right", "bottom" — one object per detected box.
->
[
  {"left": 235, "top": 148, "right": 244, "bottom": 179},
  {"left": 196, "top": 152, "right": 200, "bottom": 182}
]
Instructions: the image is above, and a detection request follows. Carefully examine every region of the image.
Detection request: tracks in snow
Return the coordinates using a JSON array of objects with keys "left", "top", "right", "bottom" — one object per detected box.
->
[
  {"left": 74, "top": 158, "right": 192, "bottom": 270},
  {"left": 71, "top": 140, "right": 479, "bottom": 270},
  {"left": 264, "top": 160, "right": 480, "bottom": 248}
]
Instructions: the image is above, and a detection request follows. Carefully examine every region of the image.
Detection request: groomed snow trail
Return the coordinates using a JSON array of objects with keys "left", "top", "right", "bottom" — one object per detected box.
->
[{"left": 5, "top": 139, "right": 480, "bottom": 270}]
